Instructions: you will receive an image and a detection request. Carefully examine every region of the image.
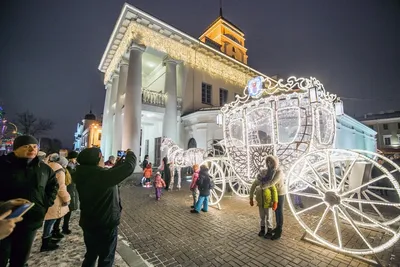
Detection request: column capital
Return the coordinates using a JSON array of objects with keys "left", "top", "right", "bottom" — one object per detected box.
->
[
  {"left": 119, "top": 60, "right": 129, "bottom": 68},
  {"left": 111, "top": 72, "right": 119, "bottom": 80},
  {"left": 129, "top": 43, "right": 146, "bottom": 53},
  {"left": 163, "top": 56, "right": 182, "bottom": 65}
]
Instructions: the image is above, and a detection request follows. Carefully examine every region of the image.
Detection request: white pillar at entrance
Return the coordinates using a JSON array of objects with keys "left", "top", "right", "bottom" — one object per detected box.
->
[
  {"left": 113, "top": 61, "right": 129, "bottom": 156},
  {"left": 100, "top": 83, "right": 112, "bottom": 156},
  {"left": 162, "top": 58, "right": 179, "bottom": 142},
  {"left": 109, "top": 73, "right": 119, "bottom": 156},
  {"left": 122, "top": 44, "right": 145, "bottom": 157}
]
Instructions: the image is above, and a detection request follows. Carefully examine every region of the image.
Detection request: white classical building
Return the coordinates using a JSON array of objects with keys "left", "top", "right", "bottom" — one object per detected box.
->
[{"left": 99, "top": 3, "right": 376, "bottom": 167}]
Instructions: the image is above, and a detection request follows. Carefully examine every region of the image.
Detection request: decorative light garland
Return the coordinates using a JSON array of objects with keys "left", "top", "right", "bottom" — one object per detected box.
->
[{"left": 104, "top": 21, "right": 257, "bottom": 86}]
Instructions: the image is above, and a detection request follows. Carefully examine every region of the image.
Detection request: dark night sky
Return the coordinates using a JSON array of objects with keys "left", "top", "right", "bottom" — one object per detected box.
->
[{"left": 0, "top": 0, "right": 399, "bottom": 148}]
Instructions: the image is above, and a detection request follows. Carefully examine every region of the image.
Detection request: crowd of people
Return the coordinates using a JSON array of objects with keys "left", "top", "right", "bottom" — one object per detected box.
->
[
  {"left": 0, "top": 135, "right": 136, "bottom": 267},
  {"left": 2, "top": 134, "right": 398, "bottom": 267}
]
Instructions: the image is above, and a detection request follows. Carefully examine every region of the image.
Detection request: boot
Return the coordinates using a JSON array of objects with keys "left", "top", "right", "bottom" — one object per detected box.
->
[
  {"left": 271, "top": 227, "right": 282, "bottom": 240},
  {"left": 62, "top": 228, "right": 72, "bottom": 235},
  {"left": 40, "top": 237, "right": 59, "bottom": 252},
  {"left": 263, "top": 228, "right": 273, "bottom": 239},
  {"left": 52, "top": 230, "right": 64, "bottom": 239},
  {"left": 258, "top": 226, "right": 265, "bottom": 237}
]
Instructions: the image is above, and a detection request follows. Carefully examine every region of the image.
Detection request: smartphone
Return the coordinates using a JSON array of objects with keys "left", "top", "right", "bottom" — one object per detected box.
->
[
  {"left": 5, "top": 203, "right": 35, "bottom": 219},
  {"left": 117, "top": 150, "right": 126, "bottom": 157}
]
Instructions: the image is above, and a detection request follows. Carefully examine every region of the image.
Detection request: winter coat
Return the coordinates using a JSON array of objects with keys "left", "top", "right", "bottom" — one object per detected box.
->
[
  {"left": 143, "top": 167, "right": 152, "bottom": 178},
  {"left": 45, "top": 162, "right": 71, "bottom": 220},
  {"left": 142, "top": 159, "right": 148, "bottom": 170},
  {"left": 163, "top": 157, "right": 171, "bottom": 182},
  {"left": 0, "top": 153, "right": 59, "bottom": 230},
  {"left": 249, "top": 179, "right": 278, "bottom": 208},
  {"left": 196, "top": 168, "right": 214, "bottom": 196},
  {"left": 256, "top": 156, "right": 286, "bottom": 196},
  {"left": 190, "top": 170, "right": 200, "bottom": 190},
  {"left": 66, "top": 166, "right": 79, "bottom": 211},
  {"left": 73, "top": 148, "right": 136, "bottom": 229},
  {"left": 153, "top": 175, "right": 166, "bottom": 188}
]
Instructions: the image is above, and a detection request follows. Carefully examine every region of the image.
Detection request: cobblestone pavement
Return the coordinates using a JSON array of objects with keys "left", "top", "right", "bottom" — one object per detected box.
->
[
  {"left": 27, "top": 212, "right": 130, "bottom": 267},
  {"left": 119, "top": 180, "right": 400, "bottom": 267}
]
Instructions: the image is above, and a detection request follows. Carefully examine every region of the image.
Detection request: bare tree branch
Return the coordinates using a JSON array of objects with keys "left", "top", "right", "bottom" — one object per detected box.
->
[{"left": 15, "top": 110, "right": 54, "bottom": 137}]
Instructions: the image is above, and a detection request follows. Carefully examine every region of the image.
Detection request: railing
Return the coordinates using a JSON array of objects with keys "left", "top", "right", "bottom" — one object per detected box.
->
[
  {"left": 142, "top": 89, "right": 166, "bottom": 107},
  {"left": 142, "top": 89, "right": 182, "bottom": 109}
]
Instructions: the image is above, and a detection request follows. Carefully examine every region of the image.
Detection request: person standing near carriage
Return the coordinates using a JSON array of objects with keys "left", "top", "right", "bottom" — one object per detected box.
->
[{"left": 251, "top": 155, "right": 285, "bottom": 240}]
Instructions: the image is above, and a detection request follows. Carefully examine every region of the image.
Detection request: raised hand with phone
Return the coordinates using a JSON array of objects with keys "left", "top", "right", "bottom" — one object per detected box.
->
[{"left": 74, "top": 147, "right": 136, "bottom": 266}]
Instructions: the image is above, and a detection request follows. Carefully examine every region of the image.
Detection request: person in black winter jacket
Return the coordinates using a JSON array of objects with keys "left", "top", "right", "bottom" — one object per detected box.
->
[
  {"left": 0, "top": 135, "right": 59, "bottom": 267},
  {"left": 73, "top": 147, "right": 136, "bottom": 267},
  {"left": 162, "top": 157, "right": 172, "bottom": 191},
  {"left": 190, "top": 165, "right": 214, "bottom": 213}
]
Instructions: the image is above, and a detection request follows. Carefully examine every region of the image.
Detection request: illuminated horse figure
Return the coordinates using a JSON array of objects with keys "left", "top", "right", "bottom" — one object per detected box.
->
[{"left": 161, "top": 138, "right": 205, "bottom": 190}]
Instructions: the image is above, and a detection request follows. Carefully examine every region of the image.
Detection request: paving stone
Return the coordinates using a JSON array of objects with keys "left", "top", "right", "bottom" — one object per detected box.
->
[{"left": 118, "top": 182, "right": 400, "bottom": 267}]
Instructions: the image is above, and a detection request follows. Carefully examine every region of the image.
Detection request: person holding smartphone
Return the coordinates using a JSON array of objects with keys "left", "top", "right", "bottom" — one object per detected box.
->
[
  {"left": 0, "top": 135, "right": 59, "bottom": 267},
  {"left": 74, "top": 147, "right": 136, "bottom": 267},
  {"left": 0, "top": 199, "right": 30, "bottom": 240}
]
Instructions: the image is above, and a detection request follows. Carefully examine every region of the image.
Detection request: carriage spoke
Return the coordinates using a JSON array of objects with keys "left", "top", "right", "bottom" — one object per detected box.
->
[
  {"left": 341, "top": 203, "right": 396, "bottom": 235},
  {"left": 296, "top": 201, "right": 325, "bottom": 215},
  {"left": 365, "top": 190, "right": 400, "bottom": 210},
  {"left": 325, "top": 150, "right": 334, "bottom": 190},
  {"left": 337, "top": 156, "right": 358, "bottom": 191},
  {"left": 342, "top": 197, "right": 400, "bottom": 207},
  {"left": 314, "top": 206, "right": 330, "bottom": 234},
  {"left": 337, "top": 207, "right": 374, "bottom": 251},
  {"left": 340, "top": 174, "right": 389, "bottom": 197},
  {"left": 332, "top": 207, "right": 343, "bottom": 249},
  {"left": 305, "top": 158, "right": 329, "bottom": 192},
  {"left": 361, "top": 191, "right": 385, "bottom": 220}
]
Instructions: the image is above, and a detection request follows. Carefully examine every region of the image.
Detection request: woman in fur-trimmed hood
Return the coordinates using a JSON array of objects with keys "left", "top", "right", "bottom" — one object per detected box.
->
[{"left": 250, "top": 155, "right": 285, "bottom": 240}]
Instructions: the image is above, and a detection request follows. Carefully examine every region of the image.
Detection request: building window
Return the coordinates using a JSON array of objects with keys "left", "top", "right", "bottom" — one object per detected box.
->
[
  {"left": 219, "top": 88, "right": 228, "bottom": 106},
  {"left": 145, "top": 140, "right": 149, "bottom": 156},
  {"left": 398, "top": 123, "right": 400, "bottom": 129},
  {"left": 201, "top": 83, "right": 212, "bottom": 105},
  {"left": 384, "top": 136, "right": 391, "bottom": 146},
  {"left": 383, "top": 124, "right": 388, "bottom": 130},
  {"left": 232, "top": 47, "right": 235, "bottom": 52},
  {"left": 98, "top": 133, "right": 102, "bottom": 141},
  {"left": 154, "top": 137, "right": 162, "bottom": 166},
  {"left": 188, "top": 138, "right": 197, "bottom": 149}
]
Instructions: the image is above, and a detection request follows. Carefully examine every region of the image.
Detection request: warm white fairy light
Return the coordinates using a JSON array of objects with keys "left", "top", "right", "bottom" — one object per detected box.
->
[
  {"left": 286, "top": 148, "right": 400, "bottom": 255},
  {"left": 161, "top": 138, "right": 205, "bottom": 189},
  {"left": 103, "top": 21, "right": 259, "bottom": 86}
]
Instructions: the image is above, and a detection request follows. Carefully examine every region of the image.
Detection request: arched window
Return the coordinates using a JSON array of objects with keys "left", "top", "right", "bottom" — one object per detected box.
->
[{"left": 188, "top": 138, "right": 197, "bottom": 149}]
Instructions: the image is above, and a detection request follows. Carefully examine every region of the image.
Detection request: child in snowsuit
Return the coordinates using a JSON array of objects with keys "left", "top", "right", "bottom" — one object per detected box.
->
[
  {"left": 143, "top": 163, "right": 153, "bottom": 187},
  {"left": 250, "top": 155, "right": 285, "bottom": 240},
  {"left": 250, "top": 163, "right": 279, "bottom": 239},
  {"left": 153, "top": 172, "right": 166, "bottom": 200},
  {"left": 189, "top": 164, "right": 200, "bottom": 208},
  {"left": 190, "top": 165, "right": 214, "bottom": 213}
]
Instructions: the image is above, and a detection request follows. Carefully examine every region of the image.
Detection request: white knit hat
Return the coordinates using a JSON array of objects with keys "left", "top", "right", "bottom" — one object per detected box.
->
[{"left": 49, "top": 153, "right": 68, "bottom": 168}]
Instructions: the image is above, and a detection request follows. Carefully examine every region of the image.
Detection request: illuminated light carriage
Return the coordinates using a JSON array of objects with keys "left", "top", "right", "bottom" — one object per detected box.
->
[{"left": 199, "top": 76, "right": 400, "bottom": 257}]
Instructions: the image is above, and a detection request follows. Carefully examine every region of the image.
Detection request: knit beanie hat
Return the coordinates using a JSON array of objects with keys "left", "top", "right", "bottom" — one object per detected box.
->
[
  {"left": 77, "top": 147, "right": 102, "bottom": 166},
  {"left": 13, "top": 135, "right": 38, "bottom": 150},
  {"left": 67, "top": 151, "right": 79, "bottom": 159}
]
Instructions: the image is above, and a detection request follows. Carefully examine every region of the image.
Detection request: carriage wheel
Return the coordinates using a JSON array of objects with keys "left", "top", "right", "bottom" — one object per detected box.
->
[
  {"left": 286, "top": 149, "right": 400, "bottom": 255},
  {"left": 228, "top": 176, "right": 252, "bottom": 197},
  {"left": 201, "top": 159, "right": 226, "bottom": 206}
]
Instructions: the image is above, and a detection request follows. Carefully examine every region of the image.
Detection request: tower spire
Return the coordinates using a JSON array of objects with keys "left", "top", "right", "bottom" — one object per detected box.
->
[{"left": 219, "top": 0, "right": 223, "bottom": 17}]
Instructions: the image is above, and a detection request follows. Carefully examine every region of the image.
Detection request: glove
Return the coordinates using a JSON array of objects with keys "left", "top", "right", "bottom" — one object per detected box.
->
[
  {"left": 272, "top": 202, "right": 278, "bottom": 211},
  {"left": 250, "top": 199, "right": 254, "bottom": 207}
]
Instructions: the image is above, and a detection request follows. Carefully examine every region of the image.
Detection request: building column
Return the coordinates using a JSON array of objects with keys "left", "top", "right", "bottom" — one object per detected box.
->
[
  {"left": 108, "top": 73, "right": 119, "bottom": 156},
  {"left": 162, "top": 58, "right": 179, "bottom": 142},
  {"left": 122, "top": 44, "right": 145, "bottom": 157},
  {"left": 100, "top": 83, "right": 112, "bottom": 156},
  {"left": 112, "top": 61, "right": 129, "bottom": 156}
]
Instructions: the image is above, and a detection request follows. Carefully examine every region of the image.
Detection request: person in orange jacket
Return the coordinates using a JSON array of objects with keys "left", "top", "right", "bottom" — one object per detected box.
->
[{"left": 143, "top": 163, "right": 153, "bottom": 187}]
